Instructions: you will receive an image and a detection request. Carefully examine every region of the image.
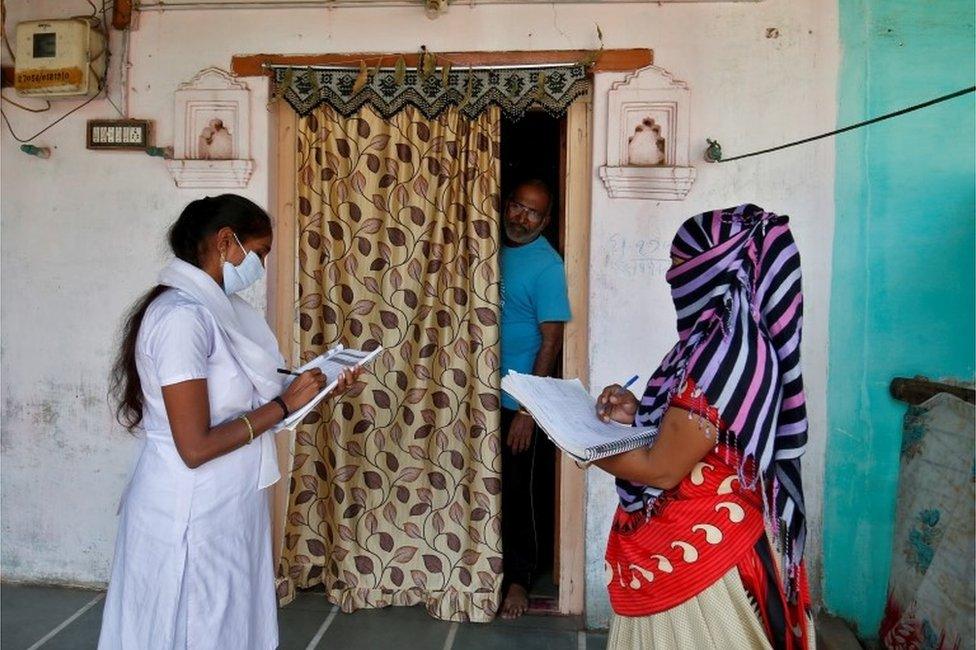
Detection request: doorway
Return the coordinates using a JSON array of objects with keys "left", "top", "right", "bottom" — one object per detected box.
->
[
  {"left": 499, "top": 110, "right": 565, "bottom": 612},
  {"left": 501, "top": 111, "right": 564, "bottom": 254},
  {"left": 269, "top": 95, "right": 591, "bottom": 618}
]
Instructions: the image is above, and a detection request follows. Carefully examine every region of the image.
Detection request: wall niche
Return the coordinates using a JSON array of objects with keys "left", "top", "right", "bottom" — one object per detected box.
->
[{"left": 600, "top": 65, "right": 696, "bottom": 200}]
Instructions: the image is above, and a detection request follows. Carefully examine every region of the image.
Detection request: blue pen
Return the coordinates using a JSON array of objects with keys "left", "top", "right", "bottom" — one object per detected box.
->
[
  {"left": 602, "top": 375, "right": 640, "bottom": 417},
  {"left": 620, "top": 375, "right": 640, "bottom": 392}
]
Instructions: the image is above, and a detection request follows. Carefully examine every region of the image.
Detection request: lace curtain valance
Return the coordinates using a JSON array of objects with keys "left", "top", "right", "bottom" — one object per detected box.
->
[{"left": 271, "top": 64, "right": 589, "bottom": 120}]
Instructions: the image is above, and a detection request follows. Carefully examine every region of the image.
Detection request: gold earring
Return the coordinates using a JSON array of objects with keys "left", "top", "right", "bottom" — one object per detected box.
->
[{"left": 220, "top": 248, "right": 226, "bottom": 264}]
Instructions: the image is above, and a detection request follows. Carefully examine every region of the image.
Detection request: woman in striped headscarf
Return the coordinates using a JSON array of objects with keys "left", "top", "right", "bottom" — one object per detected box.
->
[{"left": 593, "top": 204, "right": 813, "bottom": 649}]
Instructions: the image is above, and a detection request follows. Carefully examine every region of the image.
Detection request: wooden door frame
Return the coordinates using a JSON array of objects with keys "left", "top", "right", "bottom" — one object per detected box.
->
[
  {"left": 264, "top": 59, "right": 603, "bottom": 618},
  {"left": 267, "top": 101, "right": 299, "bottom": 574},
  {"left": 234, "top": 49, "right": 651, "bottom": 76},
  {"left": 555, "top": 98, "right": 590, "bottom": 615}
]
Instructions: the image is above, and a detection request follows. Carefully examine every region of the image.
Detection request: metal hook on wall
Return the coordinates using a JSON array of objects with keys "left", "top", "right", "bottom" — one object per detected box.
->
[{"left": 704, "top": 139, "right": 722, "bottom": 163}]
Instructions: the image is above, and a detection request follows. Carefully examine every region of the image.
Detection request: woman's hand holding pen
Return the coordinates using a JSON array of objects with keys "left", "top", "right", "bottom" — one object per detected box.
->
[
  {"left": 277, "top": 365, "right": 365, "bottom": 417},
  {"left": 281, "top": 368, "right": 328, "bottom": 412},
  {"left": 596, "top": 381, "right": 639, "bottom": 426}
]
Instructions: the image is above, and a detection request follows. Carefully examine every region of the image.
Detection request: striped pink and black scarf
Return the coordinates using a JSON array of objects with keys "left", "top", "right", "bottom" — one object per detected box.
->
[{"left": 618, "top": 203, "right": 808, "bottom": 593}]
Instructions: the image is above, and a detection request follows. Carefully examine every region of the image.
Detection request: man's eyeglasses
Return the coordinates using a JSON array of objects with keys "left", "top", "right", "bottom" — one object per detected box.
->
[{"left": 506, "top": 199, "right": 545, "bottom": 222}]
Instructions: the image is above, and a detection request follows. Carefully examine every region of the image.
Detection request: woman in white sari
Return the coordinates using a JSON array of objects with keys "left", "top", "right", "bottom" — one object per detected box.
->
[{"left": 100, "top": 194, "right": 358, "bottom": 649}]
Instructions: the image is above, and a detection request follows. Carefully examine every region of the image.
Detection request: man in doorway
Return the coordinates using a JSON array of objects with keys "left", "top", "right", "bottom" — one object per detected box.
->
[{"left": 498, "top": 179, "right": 571, "bottom": 619}]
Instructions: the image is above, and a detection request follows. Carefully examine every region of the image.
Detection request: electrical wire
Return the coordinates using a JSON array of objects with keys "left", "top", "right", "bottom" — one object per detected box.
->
[
  {"left": 0, "top": 1, "right": 119, "bottom": 143},
  {"left": 1, "top": 91, "right": 100, "bottom": 142},
  {"left": 100, "top": 0, "right": 125, "bottom": 118},
  {"left": 105, "top": 91, "right": 124, "bottom": 117},
  {"left": 715, "top": 86, "right": 976, "bottom": 163},
  {"left": 1, "top": 92, "right": 51, "bottom": 112},
  {"left": 528, "top": 429, "right": 540, "bottom": 589},
  {"left": 117, "top": 20, "right": 129, "bottom": 116}
]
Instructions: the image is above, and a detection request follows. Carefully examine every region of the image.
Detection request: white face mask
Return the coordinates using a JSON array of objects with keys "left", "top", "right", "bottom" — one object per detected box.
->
[{"left": 222, "top": 233, "right": 265, "bottom": 295}]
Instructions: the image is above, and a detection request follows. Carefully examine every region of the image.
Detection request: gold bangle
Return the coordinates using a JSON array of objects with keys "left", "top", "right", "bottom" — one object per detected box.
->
[
  {"left": 239, "top": 414, "right": 255, "bottom": 444},
  {"left": 517, "top": 407, "right": 532, "bottom": 416}
]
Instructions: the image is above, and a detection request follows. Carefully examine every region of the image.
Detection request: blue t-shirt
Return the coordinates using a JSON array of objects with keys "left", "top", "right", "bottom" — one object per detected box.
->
[{"left": 500, "top": 236, "right": 572, "bottom": 410}]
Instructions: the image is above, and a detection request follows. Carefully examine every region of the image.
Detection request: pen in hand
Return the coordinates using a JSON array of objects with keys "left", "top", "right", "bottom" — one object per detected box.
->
[
  {"left": 277, "top": 368, "right": 301, "bottom": 377},
  {"left": 600, "top": 374, "right": 640, "bottom": 419}
]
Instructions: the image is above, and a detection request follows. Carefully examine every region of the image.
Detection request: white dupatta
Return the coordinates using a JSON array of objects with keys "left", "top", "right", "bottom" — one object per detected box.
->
[{"left": 158, "top": 258, "right": 287, "bottom": 489}]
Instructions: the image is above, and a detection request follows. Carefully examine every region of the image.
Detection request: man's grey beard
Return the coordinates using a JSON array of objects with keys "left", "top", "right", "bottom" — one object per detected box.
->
[{"left": 504, "top": 223, "right": 541, "bottom": 244}]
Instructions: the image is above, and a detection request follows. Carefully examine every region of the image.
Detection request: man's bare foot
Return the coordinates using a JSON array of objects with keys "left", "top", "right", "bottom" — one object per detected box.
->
[{"left": 500, "top": 583, "right": 529, "bottom": 619}]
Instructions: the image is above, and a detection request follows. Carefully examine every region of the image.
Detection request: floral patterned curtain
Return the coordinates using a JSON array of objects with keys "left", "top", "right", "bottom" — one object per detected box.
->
[{"left": 277, "top": 104, "right": 503, "bottom": 622}]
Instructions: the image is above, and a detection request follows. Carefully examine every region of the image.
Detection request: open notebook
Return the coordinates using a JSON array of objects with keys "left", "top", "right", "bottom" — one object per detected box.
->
[
  {"left": 501, "top": 372, "right": 658, "bottom": 463},
  {"left": 277, "top": 345, "right": 382, "bottom": 430}
]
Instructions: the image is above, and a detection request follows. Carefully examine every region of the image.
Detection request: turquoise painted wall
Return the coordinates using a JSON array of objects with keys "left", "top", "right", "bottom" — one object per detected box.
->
[{"left": 824, "top": 0, "right": 975, "bottom": 637}]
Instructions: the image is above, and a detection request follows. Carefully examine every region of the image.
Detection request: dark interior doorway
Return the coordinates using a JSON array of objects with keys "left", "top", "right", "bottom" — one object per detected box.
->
[
  {"left": 499, "top": 110, "right": 566, "bottom": 612},
  {"left": 501, "top": 111, "right": 563, "bottom": 254}
]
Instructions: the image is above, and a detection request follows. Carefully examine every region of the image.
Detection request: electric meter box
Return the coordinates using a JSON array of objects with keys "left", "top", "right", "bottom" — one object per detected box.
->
[{"left": 14, "top": 19, "right": 106, "bottom": 98}]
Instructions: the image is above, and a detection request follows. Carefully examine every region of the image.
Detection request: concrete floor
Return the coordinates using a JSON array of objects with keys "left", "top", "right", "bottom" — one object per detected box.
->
[{"left": 1, "top": 584, "right": 609, "bottom": 650}]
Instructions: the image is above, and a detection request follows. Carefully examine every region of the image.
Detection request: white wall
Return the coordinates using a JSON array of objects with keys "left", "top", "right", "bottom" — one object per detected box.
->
[
  {"left": 584, "top": 6, "right": 838, "bottom": 625},
  {"left": 0, "top": 0, "right": 837, "bottom": 626}
]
